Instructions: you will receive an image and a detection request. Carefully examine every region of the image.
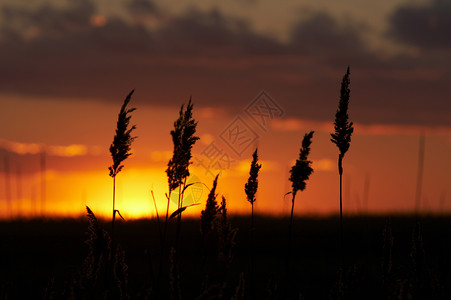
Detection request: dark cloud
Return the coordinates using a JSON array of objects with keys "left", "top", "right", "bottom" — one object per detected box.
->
[
  {"left": 290, "top": 12, "right": 370, "bottom": 64},
  {"left": 0, "top": 1, "right": 155, "bottom": 98},
  {"left": 0, "top": 2, "right": 284, "bottom": 102},
  {"left": 0, "top": 0, "right": 450, "bottom": 127},
  {"left": 389, "top": 0, "right": 451, "bottom": 50},
  {"left": 291, "top": 12, "right": 364, "bottom": 55},
  {"left": 155, "top": 9, "right": 283, "bottom": 56},
  {"left": 127, "top": 0, "right": 159, "bottom": 16},
  {"left": 0, "top": 1, "right": 95, "bottom": 38}
]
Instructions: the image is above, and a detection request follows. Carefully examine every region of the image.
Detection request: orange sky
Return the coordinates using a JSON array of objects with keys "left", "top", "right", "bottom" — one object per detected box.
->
[
  {"left": 0, "top": 95, "right": 450, "bottom": 219},
  {"left": 0, "top": 0, "right": 450, "bottom": 219}
]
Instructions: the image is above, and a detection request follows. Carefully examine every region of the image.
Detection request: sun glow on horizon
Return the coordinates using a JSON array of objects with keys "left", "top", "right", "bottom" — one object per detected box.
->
[{"left": 0, "top": 110, "right": 450, "bottom": 220}]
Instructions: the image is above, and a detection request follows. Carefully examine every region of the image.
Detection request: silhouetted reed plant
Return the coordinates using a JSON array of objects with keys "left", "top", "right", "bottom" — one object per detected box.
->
[
  {"left": 331, "top": 66, "right": 354, "bottom": 267},
  {"left": 166, "top": 98, "right": 199, "bottom": 193},
  {"left": 201, "top": 174, "right": 219, "bottom": 240},
  {"left": 165, "top": 98, "right": 199, "bottom": 244},
  {"left": 217, "top": 196, "right": 237, "bottom": 271},
  {"left": 287, "top": 131, "right": 314, "bottom": 268},
  {"left": 156, "top": 98, "right": 199, "bottom": 299},
  {"left": 199, "top": 174, "right": 220, "bottom": 291},
  {"left": 108, "top": 89, "right": 136, "bottom": 238},
  {"left": 245, "top": 148, "right": 261, "bottom": 231},
  {"left": 81, "top": 206, "right": 129, "bottom": 299},
  {"left": 17, "top": 79, "right": 451, "bottom": 300},
  {"left": 199, "top": 183, "right": 239, "bottom": 297},
  {"left": 244, "top": 148, "right": 261, "bottom": 299}
]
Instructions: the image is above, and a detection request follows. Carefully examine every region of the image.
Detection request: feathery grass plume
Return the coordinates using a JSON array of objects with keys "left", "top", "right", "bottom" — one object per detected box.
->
[
  {"left": 244, "top": 148, "right": 261, "bottom": 300},
  {"left": 331, "top": 66, "right": 354, "bottom": 174},
  {"left": 84, "top": 206, "right": 111, "bottom": 280},
  {"left": 217, "top": 197, "right": 238, "bottom": 294},
  {"left": 286, "top": 131, "right": 314, "bottom": 283},
  {"left": 201, "top": 174, "right": 219, "bottom": 239},
  {"left": 199, "top": 174, "right": 219, "bottom": 292},
  {"left": 166, "top": 98, "right": 199, "bottom": 193},
  {"left": 245, "top": 148, "right": 261, "bottom": 231},
  {"left": 245, "top": 148, "right": 261, "bottom": 206},
  {"left": 164, "top": 98, "right": 199, "bottom": 249},
  {"left": 82, "top": 206, "right": 112, "bottom": 298},
  {"left": 289, "top": 131, "right": 314, "bottom": 198},
  {"left": 109, "top": 90, "right": 137, "bottom": 178},
  {"left": 164, "top": 99, "right": 198, "bottom": 299},
  {"left": 331, "top": 66, "right": 353, "bottom": 268},
  {"left": 199, "top": 195, "right": 237, "bottom": 298},
  {"left": 109, "top": 89, "right": 136, "bottom": 238},
  {"left": 217, "top": 196, "right": 238, "bottom": 267}
]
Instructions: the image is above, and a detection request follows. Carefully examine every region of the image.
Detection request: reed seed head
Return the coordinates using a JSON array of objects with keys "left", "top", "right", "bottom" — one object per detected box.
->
[
  {"left": 331, "top": 66, "right": 354, "bottom": 159},
  {"left": 83, "top": 206, "right": 112, "bottom": 287},
  {"left": 166, "top": 97, "right": 199, "bottom": 191},
  {"left": 217, "top": 196, "right": 238, "bottom": 265},
  {"left": 201, "top": 174, "right": 219, "bottom": 237},
  {"left": 245, "top": 148, "right": 261, "bottom": 205},
  {"left": 109, "top": 89, "right": 137, "bottom": 178},
  {"left": 289, "top": 131, "right": 314, "bottom": 197},
  {"left": 220, "top": 195, "right": 228, "bottom": 222}
]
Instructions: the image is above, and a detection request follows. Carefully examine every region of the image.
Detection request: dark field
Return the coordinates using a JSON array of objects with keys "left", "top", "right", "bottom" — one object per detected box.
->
[{"left": 1, "top": 215, "right": 450, "bottom": 299}]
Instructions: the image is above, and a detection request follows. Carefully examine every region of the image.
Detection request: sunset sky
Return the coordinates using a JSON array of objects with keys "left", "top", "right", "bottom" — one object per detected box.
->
[{"left": 0, "top": 0, "right": 450, "bottom": 219}]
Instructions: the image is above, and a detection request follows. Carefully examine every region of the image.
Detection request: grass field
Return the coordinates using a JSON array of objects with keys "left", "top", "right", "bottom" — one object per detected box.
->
[{"left": 1, "top": 215, "right": 450, "bottom": 299}]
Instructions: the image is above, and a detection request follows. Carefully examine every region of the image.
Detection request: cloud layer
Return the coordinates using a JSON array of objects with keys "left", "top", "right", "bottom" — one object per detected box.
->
[
  {"left": 0, "top": 0, "right": 450, "bottom": 127},
  {"left": 389, "top": 0, "right": 451, "bottom": 50}
]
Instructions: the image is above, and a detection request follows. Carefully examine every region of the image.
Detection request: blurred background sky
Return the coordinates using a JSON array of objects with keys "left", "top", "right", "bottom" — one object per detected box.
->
[{"left": 0, "top": 0, "right": 450, "bottom": 219}]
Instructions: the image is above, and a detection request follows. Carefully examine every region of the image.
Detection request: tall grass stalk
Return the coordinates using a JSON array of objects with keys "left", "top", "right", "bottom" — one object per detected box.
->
[
  {"left": 245, "top": 148, "right": 261, "bottom": 235},
  {"left": 201, "top": 174, "right": 219, "bottom": 240},
  {"left": 16, "top": 163, "right": 23, "bottom": 218},
  {"left": 40, "top": 149, "right": 46, "bottom": 217},
  {"left": 217, "top": 196, "right": 237, "bottom": 276},
  {"left": 200, "top": 174, "right": 220, "bottom": 282},
  {"left": 414, "top": 134, "right": 425, "bottom": 215},
  {"left": 244, "top": 148, "right": 261, "bottom": 300},
  {"left": 84, "top": 206, "right": 111, "bottom": 298},
  {"left": 160, "top": 98, "right": 198, "bottom": 299},
  {"left": 108, "top": 89, "right": 136, "bottom": 239},
  {"left": 150, "top": 189, "right": 163, "bottom": 245},
  {"left": 165, "top": 97, "right": 199, "bottom": 247},
  {"left": 3, "top": 156, "right": 11, "bottom": 218},
  {"left": 331, "top": 66, "right": 354, "bottom": 267},
  {"left": 83, "top": 206, "right": 129, "bottom": 298},
  {"left": 287, "top": 131, "right": 314, "bottom": 269}
]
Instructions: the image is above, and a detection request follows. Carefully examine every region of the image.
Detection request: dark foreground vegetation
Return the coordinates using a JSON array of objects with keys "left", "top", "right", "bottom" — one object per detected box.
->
[
  {"left": 1, "top": 67, "right": 445, "bottom": 299},
  {"left": 1, "top": 215, "right": 450, "bottom": 299}
]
